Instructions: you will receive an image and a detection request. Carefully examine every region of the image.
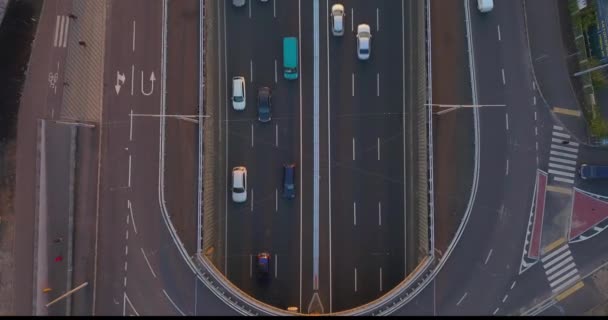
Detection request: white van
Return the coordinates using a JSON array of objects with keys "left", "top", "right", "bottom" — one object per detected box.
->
[
  {"left": 477, "top": 0, "right": 493, "bottom": 13},
  {"left": 232, "top": 76, "right": 246, "bottom": 111}
]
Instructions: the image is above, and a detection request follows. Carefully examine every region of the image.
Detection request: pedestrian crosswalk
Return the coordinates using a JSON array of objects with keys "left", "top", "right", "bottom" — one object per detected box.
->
[
  {"left": 547, "top": 125, "right": 579, "bottom": 185},
  {"left": 541, "top": 244, "right": 580, "bottom": 294},
  {"left": 53, "top": 15, "right": 70, "bottom": 48}
]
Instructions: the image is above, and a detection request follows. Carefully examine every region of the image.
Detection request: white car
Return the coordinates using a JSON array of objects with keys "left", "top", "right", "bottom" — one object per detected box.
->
[
  {"left": 232, "top": 166, "right": 247, "bottom": 203},
  {"left": 356, "top": 24, "right": 371, "bottom": 60},
  {"left": 232, "top": 76, "right": 246, "bottom": 111},
  {"left": 233, "top": 0, "right": 246, "bottom": 7},
  {"left": 331, "top": 4, "right": 345, "bottom": 36}
]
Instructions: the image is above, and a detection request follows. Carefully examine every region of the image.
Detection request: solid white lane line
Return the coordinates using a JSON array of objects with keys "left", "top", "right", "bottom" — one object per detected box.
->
[
  {"left": 163, "top": 289, "right": 185, "bottom": 316},
  {"left": 275, "top": 254, "right": 278, "bottom": 278},
  {"left": 553, "top": 131, "right": 570, "bottom": 139},
  {"left": 456, "top": 292, "right": 467, "bottom": 306},
  {"left": 251, "top": 124, "right": 254, "bottom": 148},
  {"left": 129, "top": 109, "right": 134, "bottom": 141},
  {"left": 379, "top": 267, "right": 383, "bottom": 291},
  {"left": 275, "top": 189, "right": 278, "bottom": 212},
  {"left": 378, "top": 202, "right": 382, "bottom": 226},
  {"left": 351, "top": 8, "right": 354, "bottom": 31},
  {"left": 501, "top": 68, "right": 506, "bottom": 85},
  {"left": 141, "top": 248, "right": 157, "bottom": 278},
  {"left": 550, "top": 156, "right": 577, "bottom": 165},
  {"left": 250, "top": 60, "right": 253, "bottom": 83},
  {"left": 551, "top": 144, "right": 578, "bottom": 153},
  {"left": 273, "top": 0, "right": 276, "bottom": 18},
  {"left": 376, "top": 8, "right": 380, "bottom": 31},
  {"left": 275, "top": 124, "right": 278, "bottom": 147},
  {"left": 505, "top": 113, "right": 509, "bottom": 130},
  {"left": 377, "top": 137, "right": 380, "bottom": 160},
  {"left": 132, "top": 20, "right": 136, "bottom": 52},
  {"left": 352, "top": 73, "right": 355, "bottom": 96},
  {"left": 550, "top": 150, "right": 578, "bottom": 159},
  {"left": 485, "top": 249, "right": 493, "bottom": 264},
  {"left": 128, "top": 155, "right": 132, "bottom": 187},
  {"left": 354, "top": 268, "right": 358, "bottom": 292},
  {"left": 554, "top": 177, "right": 574, "bottom": 184},
  {"left": 54, "top": 15, "right": 60, "bottom": 47},
  {"left": 353, "top": 202, "right": 357, "bottom": 226},
  {"left": 497, "top": 24, "right": 501, "bottom": 41},
  {"left": 131, "top": 65, "right": 135, "bottom": 96},
  {"left": 377, "top": 73, "right": 380, "bottom": 96},
  {"left": 62, "top": 18, "right": 69, "bottom": 48},
  {"left": 506, "top": 159, "right": 509, "bottom": 176},
  {"left": 326, "top": 0, "right": 333, "bottom": 310},
  {"left": 548, "top": 169, "right": 575, "bottom": 178},
  {"left": 352, "top": 138, "right": 355, "bottom": 160},
  {"left": 250, "top": 255, "right": 252, "bottom": 278},
  {"left": 251, "top": 188, "right": 254, "bottom": 212},
  {"left": 274, "top": 59, "right": 278, "bottom": 83},
  {"left": 127, "top": 200, "right": 138, "bottom": 234}
]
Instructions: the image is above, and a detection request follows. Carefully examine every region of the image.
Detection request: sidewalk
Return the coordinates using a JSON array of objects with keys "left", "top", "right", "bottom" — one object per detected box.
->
[{"left": 523, "top": 0, "right": 592, "bottom": 144}]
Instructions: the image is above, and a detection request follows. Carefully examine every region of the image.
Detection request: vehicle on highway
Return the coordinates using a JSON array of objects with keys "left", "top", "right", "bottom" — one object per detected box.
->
[
  {"left": 233, "top": 0, "right": 246, "bottom": 7},
  {"left": 232, "top": 166, "right": 247, "bottom": 203},
  {"left": 232, "top": 76, "right": 246, "bottom": 111},
  {"left": 356, "top": 24, "right": 371, "bottom": 60},
  {"left": 257, "top": 87, "right": 272, "bottom": 122},
  {"left": 260, "top": 0, "right": 268, "bottom": 2},
  {"left": 477, "top": 0, "right": 493, "bottom": 12},
  {"left": 282, "top": 163, "right": 296, "bottom": 199},
  {"left": 330, "top": 4, "right": 345, "bottom": 36},
  {"left": 257, "top": 252, "right": 270, "bottom": 277},
  {"left": 580, "top": 164, "right": 608, "bottom": 180},
  {"left": 283, "top": 37, "right": 299, "bottom": 80}
]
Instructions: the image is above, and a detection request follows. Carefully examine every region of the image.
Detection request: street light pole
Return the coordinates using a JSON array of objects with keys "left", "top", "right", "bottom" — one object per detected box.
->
[
  {"left": 573, "top": 63, "right": 608, "bottom": 77},
  {"left": 45, "top": 282, "right": 89, "bottom": 308}
]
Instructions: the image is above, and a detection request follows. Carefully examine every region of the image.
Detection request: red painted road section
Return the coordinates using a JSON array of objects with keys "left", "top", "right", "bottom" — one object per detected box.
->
[
  {"left": 529, "top": 171, "right": 547, "bottom": 259},
  {"left": 569, "top": 190, "right": 608, "bottom": 240}
]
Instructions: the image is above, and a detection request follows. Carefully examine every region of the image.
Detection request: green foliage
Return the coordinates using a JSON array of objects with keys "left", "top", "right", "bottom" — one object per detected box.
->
[
  {"left": 591, "top": 70, "right": 608, "bottom": 88},
  {"left": 590, "top": 114, "right": 608, "bottom": 138}
]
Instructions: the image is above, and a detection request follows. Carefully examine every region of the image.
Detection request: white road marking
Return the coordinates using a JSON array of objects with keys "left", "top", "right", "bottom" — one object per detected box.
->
[
  {"left": 533, "top": 96, "right": 537, "bottom": 105},
  {"left": 501, "top": 68, "right": 506, "bottom": 85},
  {"left": 534, "top": 111, "right": 537, "bottom": 121},
  {"left": 505, "top": 159, "right": 509, "bottom": 176},
  {"left": 379, "top": 267, "right": 383, "bottom": 291},
  {"left": 124, "top": 276, "right": 127, "bottom": 288},
  {"left": 548, "top": 169, "right": 575, "bottom": 178},
  {"left": 141, "top": 248, "right": 157, "bottom": 278},
  {"left": 505, "top": 113, "right": 509, "bottom": 130},
  {"left": 510, "top": 281, "right": 517, "bottom": 290},
  {"left": 551, "top": 138, "right": 579, "bottom": 147},
  {"left": 353, "top": 202, "right": 357, "bottom": 225},
  {"left": 549, "top": 162, "right": 575, "bottom": 171},
  {"left": 352, "top": 73, "right": 355, "bottom": 96},
  {"left": 250, "top": 254, "right": 253, "bottom": 278},
  {"left": 54, "top": 16, "right": 60, "bottom": 47},
  {"left": 251, "top": 123, "right": 254, "bottom": 148},
  {"left": 273, "top": 0, "right": 276, "bottom": 18},
  {"left": 493, "top": 307, "right": 500, "bottom": 315},
  {"left": 377, "top": 137, "right": 380, "bottom": 160},
  {"left": 127, "top": 200, "right": 137, "bottom": 234},
  {"left": 456, "top": 292, "right": 467, "bottom": 306},
  {"left": 485, "top": 249, "right": 493, "bottom": 264},
  {"left": 275, "top": 124, "right": 279, "bottom": 147},
  {"left": 251, "top": 188, "right": 254, "bottom": 212},
  {"left": 533, "top": 81, "right": 536, "bottom": 90},
  {"left": 275, "top": 254, "right": 278, "bottom": 278},
  {"left": 124, "top": 260, "right": 128, "bottom": 271},
  {"left": 129, "top": 109, "right": 134, "bottom": 141},
  {"left": 376, "top": 8, "right": 380, "bottom": 31},
  {"left": 550, "top": 150, "right": 578, "bottom": 159},
  {"left": 131, "top": 65, "right": 135, "bottom": 96},
  {"left": 62, "top": 18, "right": 69, "bottom": 48},
  {"left": 162, "top": 289, "right": 185, "bottom": 316},
  {"left": 58, "top": 16, "right": 65, "bottom": 48},
  {"left": 377, "top": 73, "right": 380, "bottom": 96},
  {"left": 326, "top": 0, "right": 333, "bottom": 310},
  {"left": 351, "top": 8, "right": 354, "bottom": 31},
  {"left": 250, "top": 60, "right": 253, "bottom": 83},
  {"left": 275, "top": 189, "right": 278, "bottom": 212},
  {"left": 124, "top": 293, "right": 140, "bottom": 316},
  {"left": 536, "top": 142, "right": 539, "bottom": 151},
  {"left": 378, "top": 202, "right": 382, "bottom": 225},
  {"left": 300, "top": 0, "right": 305, "bottom": 309},
  {"left": 125, "top": 245, "right": 128, "bottom": 256},
  {"left": 125, "top": 229, "right": 128, "bottom": 240},
  {"left": 550, "top": 156, "right": 576, "bottom": 165},
  {"left": 535, "top": 127, "right": 538, "bottom": 136},
  {"left": 249, "top": 0, "right": 252, "bottom": 18},
  {"left": 128, "top": 155, "right": 132, "bottom": 187},
  {"left": 354, "top": 268, "right": 358, "bottom": 292},
  {"left": 132, "top": 20, "right": 136, "bottom": 52},
  {"left": 352, "top": 138, "right": 356, "bottom": 160},
  {"left": 497, "top": 24, "right": 501, "bottom": 41},
  {"left": 274, "top": 59, "right": 278, "bottom": 83},
  {"left": 553, "top": 125, "right": 564, "bottom": 130},
  {"left": 553, "top": 131, "right": 570, "bottom": 139}
]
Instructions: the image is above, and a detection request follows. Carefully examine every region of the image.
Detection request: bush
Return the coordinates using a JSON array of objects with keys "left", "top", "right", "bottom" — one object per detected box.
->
[{"left": 590, "top": 111, "right": 608, "bottom": 138}]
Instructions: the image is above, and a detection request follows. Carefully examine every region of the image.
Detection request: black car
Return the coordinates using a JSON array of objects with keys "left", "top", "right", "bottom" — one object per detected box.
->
[
  {"left": 257, "top": 87, "right": 272, "bottom": 122},
  {"left": 282, "top": 163, "right": 296, "bottom": 199}
]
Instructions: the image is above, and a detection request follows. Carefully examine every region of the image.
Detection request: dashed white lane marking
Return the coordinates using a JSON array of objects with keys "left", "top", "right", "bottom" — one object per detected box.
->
[
  {"left": 275, "top": 254, "right": 278, "bottom": 278},
  {"left": 275, "top": 189, "right": 278, "bottom": 212},
  {"left": 128, "top": 155, "right": 132, "bottom": 187},
  {"left": 493, "top": 307, "right": 500, "bottom": 315},
  {"left": 501, "top": 68, "right": 506, "bottom": 85},
  {"left": 250, "top": 60, "right": 253, "bottom": 83},
  {"left": 502, "top": 294, "right": 509, "bottom": 303},
  {"left": 376, "top": 8, "right": 380, "bottom": 31},
  {"left": 377, "top": 73, "right": 380, "bottom": 96},
  {"left": 505, "top": 113, "right": 509, "bottom": 130},
  {"left": 354, "top": 268, "right": 358, "bottom": 292},
  {"left": 353, "top": 202, "right": 357, "bottom": 226},
  {"left": 141, "top": 248, "right": 157, "bottom": 278},
  {"left": 497, "top": 24, "right": 501, "bottom": 41},
  {"left": 251, "top": 188, "right": 254, "bottom": 212},
  {"left": 352, "top": 73, "right": 355, "bottom": 97},
  {"left": 351, "top": 8, "right": 354, "bottom": 31},
  {"left": 124, "top": 261, "right": 128, "bottom": 272},
  {"left": 485, "top": 249, "right": 493, "bottom": 264},
  {"left": 378, "top": 202, "right": 382, "bottom": 226},
  {"left": 377, "top": 137, "right": 380, "bottom": 160},
  {"left": 352, "top": 138, "right": 356, "bottom": 160},
  {"left": 379, "top": 267, "right": 383, "bottom": 291},
  {"left": 510, "top": 281, "right": 517, "bottom": 290},
  {"left": 251, "top": 123, "right": 254, "bottom": 148},
  {"left": 127, "top": 200, "right": 138, "bottom": 234},
  {"left": 274, "top": 59, "right": 278, "bottom": 83}
]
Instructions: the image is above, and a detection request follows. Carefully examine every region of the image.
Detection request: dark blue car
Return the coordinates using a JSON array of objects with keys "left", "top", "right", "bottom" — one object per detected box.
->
[
  {"left": 282, "top": 163, "right": 296, "bottom": 199},
  {"left": 257, "top": 87, "right": 272, "bottom": 123}
]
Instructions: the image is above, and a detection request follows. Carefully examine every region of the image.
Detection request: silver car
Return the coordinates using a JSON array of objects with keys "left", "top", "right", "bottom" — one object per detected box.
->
[
  {"left": 356, "top": 24, "right": 371, "bottom": 60},
  {"left": 233, "top": 0, "right": 246, "bottom": 7},
  {"left": 232, "top": 166, "right": 247, "bottom": 203},
  {"left": 331, "top": 4, "right": 345, "bottom": 36}
]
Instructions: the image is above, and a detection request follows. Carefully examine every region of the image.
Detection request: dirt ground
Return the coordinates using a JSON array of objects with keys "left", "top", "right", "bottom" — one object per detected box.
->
[
  {"left": 586, "top": 267, "right": 608, "bottom": 315},
  {"left": 0, "top": 140, "right": 16, "bottom": 315}
]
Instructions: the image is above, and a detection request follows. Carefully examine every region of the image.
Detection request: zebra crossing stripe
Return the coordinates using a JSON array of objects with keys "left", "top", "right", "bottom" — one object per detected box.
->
[
  {"left": 551, "top": 269, "right": 578, "bottom": 288},
  {"left": 542, "top": 243, "right": 568, "bottom": 261},
  {"left": 554, "top": 177, "right": 574, "bottom": 184},
  {"left": 553, "top": 131, "right": 570, "bottom": 139},
  {"left": 549, "top": 157, "right": 576, "bottom": 165},
  {"left": 548, "top": 262, "right": 576, "bottom": 281},
  {"left": 550, "top": 144, "right": 578, "bottom": 153},
  {"left": 550, "top": 150, "right": 578, "bottom": 159},
  {"left": 54, "top": 15, "right": 61, "bottom": 47},
  {"left": 548, "top": 169, "right": 575, "bottom": 178},
  {"left": 553, "top": 125, "right": 564, "bottom": 130},
  {"left": 549, "top": 163, "right": 576, "bottom": 171},
  {"left": 544, "top": 250, "right": 570, "bottom": 268},
  {"left": 546, "top": 256, "right": 573, "bottom": 275}
]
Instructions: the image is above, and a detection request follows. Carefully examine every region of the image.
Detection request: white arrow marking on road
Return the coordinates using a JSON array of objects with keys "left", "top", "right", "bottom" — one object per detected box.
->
[
  {"left": 115, "top": 71, "right": 126, "bottom": 95},
  {"left": 141, "top": 71, "right": 156, "bottom": 96}
]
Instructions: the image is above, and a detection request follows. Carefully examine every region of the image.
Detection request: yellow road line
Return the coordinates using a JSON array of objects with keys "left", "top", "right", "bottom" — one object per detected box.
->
[
  {"left": 556, "top": 281, "right": 584, "bottom": 301},
  {"left": 546, "top": 185, "right": 572, "bottom": 195},
  {"left": 553, "top": 107, "right": 581, "bottom": 117},
  {"left": 544, "top": 237, "right": 566, "bottom": 253}
]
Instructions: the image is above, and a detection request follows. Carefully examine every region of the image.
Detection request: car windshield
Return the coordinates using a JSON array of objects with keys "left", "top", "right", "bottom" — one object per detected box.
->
[
  {"left": 234, "top": 96, "right": 243, "bottom": 102},
  {"left": 360, "top": 48, "right": 369, "bottom": 54},
  {"left": 233, "top": 187, "right": 245, "bottom": 193}
]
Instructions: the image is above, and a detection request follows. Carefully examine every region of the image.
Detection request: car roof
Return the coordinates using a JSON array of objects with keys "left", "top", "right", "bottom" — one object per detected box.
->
[
  {"left": 233, "top": 169, "right": 244, "bottom": 188},
  {"left": 334, "top": 16, "right": 343, "bottom": 29},
  {"left": 359, "top": 38, "right": 369, "bottom": 49}
]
